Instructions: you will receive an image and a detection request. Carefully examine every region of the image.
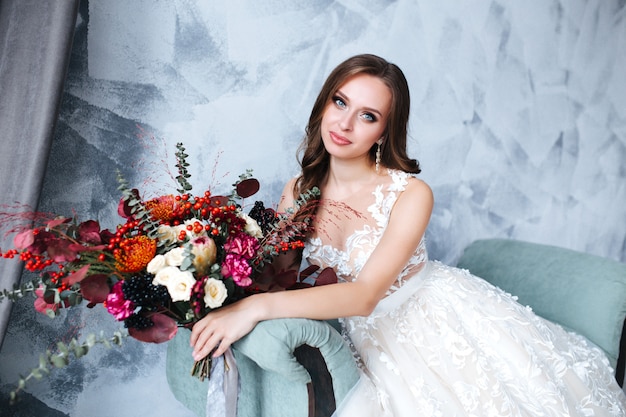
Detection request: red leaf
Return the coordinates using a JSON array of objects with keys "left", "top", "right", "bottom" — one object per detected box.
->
[
  {"left": 28, "top": 230, "right": 55, "bottom": 254},
  {"left": 298, "top": 264, "right": 320, "bottom": 280},
  {"left": 118, "top": 189, "right": 141, "bottom": 219},
  {"left": 79, "top": 274, "right": 110, "bottom": 303},
  {"left": 274, "top": 269, "right": 298, "bottom": 289},
  {"left": 254, "top": 265, "right": 276, "bottom": 285},
  {"left": 99, "top": 229, "right": 115, "bottom": 244},
  {"left": 78, "top": 220, "right": 103, "bottom": 244},
  {"left": 315, "top": 267, "right": 338, "bottom": 286},
  {"left": 34, "top": 296, "right": 58, "bottom": 315},
  {"left": 64, "top": 264, "right": 91, "bottom": 285},
  {"left": 129, "top": 314, "right": 178, "bottom": 343},
  {"left": 46, "top": 217, "right": 71, "bottom": 228},
  {"left": 13, "top": 230, "right": 35, "bottom": 250},
  {"left": 236, "top": 178, "right": 260, "bottom": 198},
  {"left": 47, "top": 238, "right": 79, "bottom": 262}
]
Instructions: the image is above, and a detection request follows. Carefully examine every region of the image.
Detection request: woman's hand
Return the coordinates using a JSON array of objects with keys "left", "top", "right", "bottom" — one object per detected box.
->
[{"left": 190, "top": 296, "right": 261, "bottom": 360}]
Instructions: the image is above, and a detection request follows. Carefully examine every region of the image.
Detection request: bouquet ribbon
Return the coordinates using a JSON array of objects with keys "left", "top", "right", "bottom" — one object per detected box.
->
[
  {"left": 205, "top": 348, "right": 239, "bottom": 417},
  {"left": 223, "top": 348, "right": 239, "bottom": 417}
]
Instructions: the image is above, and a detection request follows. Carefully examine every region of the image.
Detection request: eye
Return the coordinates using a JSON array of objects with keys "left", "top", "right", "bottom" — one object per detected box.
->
[
  {"left": 361, "top": 112, "right": 377, "bottom": 122},
  {"left": 333, "top": 96, "right": 346, "bottom": 108}
]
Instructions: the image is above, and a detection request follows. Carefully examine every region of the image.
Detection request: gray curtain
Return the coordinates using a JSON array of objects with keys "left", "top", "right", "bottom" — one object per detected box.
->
[{"left": 0, "top": 0, "right": 80, "bottom": 349}]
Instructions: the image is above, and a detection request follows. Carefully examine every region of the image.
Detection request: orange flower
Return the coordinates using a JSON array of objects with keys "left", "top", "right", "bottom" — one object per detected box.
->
[
  {"left": 114, "top": 235, "right": 157, "bottom": 273},
  {"left": 145, "top": 195, "right": 180, "bottom": 222}
]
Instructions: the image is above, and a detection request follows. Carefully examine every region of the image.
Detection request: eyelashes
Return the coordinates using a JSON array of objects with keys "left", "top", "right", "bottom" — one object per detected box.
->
[
  {"left": 362, "top": 113, "right": 376, "bottom": 122},
  {"left": 331, "top": 95, "right": 378, "bottom": 122},
  {"left": 333, "top": 96, "right": 346, "bottom": 108}
]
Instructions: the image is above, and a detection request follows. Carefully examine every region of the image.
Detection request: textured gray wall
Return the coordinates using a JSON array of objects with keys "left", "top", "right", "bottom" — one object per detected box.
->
[{"left": 1, "top": 1, "right": 625, "bottom": 416}]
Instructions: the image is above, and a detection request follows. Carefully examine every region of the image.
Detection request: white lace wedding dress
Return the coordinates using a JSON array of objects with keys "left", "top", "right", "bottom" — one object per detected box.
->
[{"left": 304, "top": 170, "right": 626, "bottom": 417}]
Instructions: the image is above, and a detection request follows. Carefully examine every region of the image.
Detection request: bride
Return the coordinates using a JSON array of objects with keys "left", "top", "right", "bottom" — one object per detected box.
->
[{"left": 190, "top": 54, "right": 626, "bottom": 416}]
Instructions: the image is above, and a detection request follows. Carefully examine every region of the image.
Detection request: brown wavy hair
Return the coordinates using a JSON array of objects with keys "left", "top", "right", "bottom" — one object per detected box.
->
[{"left": 295, "top": 54, "right": 421, "bottom": 196}]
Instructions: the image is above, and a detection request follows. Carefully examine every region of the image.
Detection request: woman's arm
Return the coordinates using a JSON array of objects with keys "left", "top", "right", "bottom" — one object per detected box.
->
[{"left": 190, "top": 178, "right": 433, "bottom": 360}]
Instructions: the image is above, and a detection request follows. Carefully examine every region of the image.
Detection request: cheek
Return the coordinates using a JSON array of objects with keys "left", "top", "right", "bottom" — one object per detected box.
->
[
  {"left": 363, "top": 124, "right": 386, "bottom": 144},
  {"left": 320, "top": 106, "right": 335, "bottom": 126}
]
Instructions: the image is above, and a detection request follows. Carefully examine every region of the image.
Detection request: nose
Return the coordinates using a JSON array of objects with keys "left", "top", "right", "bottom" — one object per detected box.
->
[{"left": 338, "top": 111, "right": 353, "bottom": 131}]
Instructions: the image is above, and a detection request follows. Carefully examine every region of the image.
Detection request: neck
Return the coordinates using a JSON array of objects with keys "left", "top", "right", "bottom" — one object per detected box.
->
[{"left": 325, "top": 157, "right": 379, "bottom": 194}]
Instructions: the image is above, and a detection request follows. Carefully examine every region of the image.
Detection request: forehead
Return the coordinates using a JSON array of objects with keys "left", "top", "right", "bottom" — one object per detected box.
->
[{"left": 337, "top": 74, "right": 392, "bottom": 113}]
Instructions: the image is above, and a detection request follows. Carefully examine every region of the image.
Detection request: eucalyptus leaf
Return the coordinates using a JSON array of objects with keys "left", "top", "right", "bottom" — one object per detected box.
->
[
  {"left": 73, "top": 345, "right": 89, "bottom": 358},
  {"left": 57, "top": 342, "right": 68, "bottom": 354},
  {"left": 180, "top": 257, "right": 192, "bottom": 271},
  {"left": 50, "top": 354, "right": 69, "bottom": 368}
]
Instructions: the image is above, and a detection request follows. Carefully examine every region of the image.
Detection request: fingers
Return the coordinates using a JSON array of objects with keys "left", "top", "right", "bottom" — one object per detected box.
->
[
  {"left": 191, "top": 321, "right": 218, "bottom": 360},
  {"left": 190, "top": 315, "right": 235, "bottom": 360},
  {"left": 212, "top": 336, "right": 233, "bottom": 358},
  {"left": 189, "top": 300, "right": 256, "bottom": 361}
]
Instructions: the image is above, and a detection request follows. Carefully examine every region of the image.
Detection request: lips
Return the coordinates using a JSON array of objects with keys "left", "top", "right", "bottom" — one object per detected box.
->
[{"left": 329, "top": 131, "right": 351, "bottom": 146}]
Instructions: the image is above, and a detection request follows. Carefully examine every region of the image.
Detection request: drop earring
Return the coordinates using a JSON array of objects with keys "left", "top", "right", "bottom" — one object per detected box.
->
[{"left": 375, "top": 139, "right": 383, "bottom": 173}]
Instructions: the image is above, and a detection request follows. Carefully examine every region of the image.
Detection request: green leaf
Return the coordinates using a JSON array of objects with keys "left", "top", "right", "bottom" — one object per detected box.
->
[
  {"left": 73, "top": 345, "right": 89, "bottom": 358},
  {"left": 180, "top": 257, "right": 193, "bottom": 271},
  {"left": 7, "top": 330, "right": 130, "bottom": 404},
  {"left": 50, "top": 354, "right": 69, "bottom": 368}
]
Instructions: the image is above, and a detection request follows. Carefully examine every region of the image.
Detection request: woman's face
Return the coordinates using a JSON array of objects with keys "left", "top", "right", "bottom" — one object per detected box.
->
[{"left": 320, "top": 73, "right": 392, "bottom": 165}]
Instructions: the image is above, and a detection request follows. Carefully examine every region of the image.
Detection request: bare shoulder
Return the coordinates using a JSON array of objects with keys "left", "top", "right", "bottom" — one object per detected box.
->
[
  {"left": 402, "top": 177, "right": 434, "bottom": 206},
  {"left": 389, "top": 176, "right": 433, "bottom": 226}
]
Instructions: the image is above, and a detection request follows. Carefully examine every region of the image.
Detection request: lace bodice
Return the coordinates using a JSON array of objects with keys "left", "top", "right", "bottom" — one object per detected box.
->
[{"left": 303, "top": 170, "right": 428, "bottom": 295}]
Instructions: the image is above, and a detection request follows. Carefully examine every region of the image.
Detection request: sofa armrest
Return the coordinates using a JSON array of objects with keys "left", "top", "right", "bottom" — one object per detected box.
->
[
  {"left": 232, "top": 318, "right": 359, "bottom": 417},
  {"left": 166, "top": 318, "right": 359, "bottom": 417},
  {"left": 457, "top": 238, "right": 626, "bottom": 382},
  {"left": 166, "top": 328, "right": 210, "bottom": 417}
]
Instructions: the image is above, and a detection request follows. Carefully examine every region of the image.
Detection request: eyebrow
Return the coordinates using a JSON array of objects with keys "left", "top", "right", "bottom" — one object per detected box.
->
[{"left": 335, "top": 90, "right": 384, "bottom": 118}]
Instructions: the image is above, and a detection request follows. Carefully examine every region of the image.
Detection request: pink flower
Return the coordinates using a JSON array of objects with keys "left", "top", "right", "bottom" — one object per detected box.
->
[
  {"left": 221, "top": 253, "right": 252, "bottom": 287},
  {"left": 224, "top": 233, "right": 260, "bottom": 260},
  {"left": 104, "top": 281, "right": 135, "bottom": 320}
]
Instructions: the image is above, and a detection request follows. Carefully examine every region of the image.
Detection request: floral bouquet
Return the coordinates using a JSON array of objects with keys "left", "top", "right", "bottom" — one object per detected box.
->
[{"left": 0, "top": 143, "right": 323, "bottom": 403}]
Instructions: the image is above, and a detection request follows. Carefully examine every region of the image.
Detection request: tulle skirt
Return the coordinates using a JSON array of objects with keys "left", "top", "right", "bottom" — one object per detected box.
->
[{"left": 333, "top": 262, "right": 626, "bottom": 417}]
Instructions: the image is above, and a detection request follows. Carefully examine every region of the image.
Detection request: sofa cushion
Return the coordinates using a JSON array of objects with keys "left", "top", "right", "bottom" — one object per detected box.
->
[{"left": 457, "top": 238, "right": 626, "bottom": 369}]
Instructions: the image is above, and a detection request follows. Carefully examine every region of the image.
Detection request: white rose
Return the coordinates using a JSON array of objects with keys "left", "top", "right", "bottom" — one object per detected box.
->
[
  {"left": 164, "top": 247, "right": 186, "bottom": 267},
  {"left": 146, "top": 254, "right": 167, "bottom": 274},
  {"left": 240, "top": 213, "right": 263, "bottom": 238},
  {"left": 152, "top": 265, "right": 180, "bottom": 287},
  {"left": 203, "top": 278, "right": 228, "bottom": 309},
  {"left": 157, "top": 225, "right": 179, "bottom": 245},
  {"left": 154, "top": 266, "right": 196, "bottom": 302},
  {"left": 168, "top": 269, "right": 196, "bottom": 302}
]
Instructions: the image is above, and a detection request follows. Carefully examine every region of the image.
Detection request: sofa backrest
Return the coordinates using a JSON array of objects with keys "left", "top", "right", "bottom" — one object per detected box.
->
[{"left": 457, "top": 238, "right": 626, "bottom": 376}]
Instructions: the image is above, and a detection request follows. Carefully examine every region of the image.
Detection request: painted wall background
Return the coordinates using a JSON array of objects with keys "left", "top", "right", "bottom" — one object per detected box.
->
[{"left": 1, "top": 0, "right": 625, "bottom": 416}]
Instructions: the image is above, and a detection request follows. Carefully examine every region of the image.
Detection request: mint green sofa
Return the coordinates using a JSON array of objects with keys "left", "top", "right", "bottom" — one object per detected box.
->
[
  {"left": 167, "top": 239, "right": 626, "bottom": 416},
  {"left": 166, "top": 319, "right": 359, "bottom": 417}
]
